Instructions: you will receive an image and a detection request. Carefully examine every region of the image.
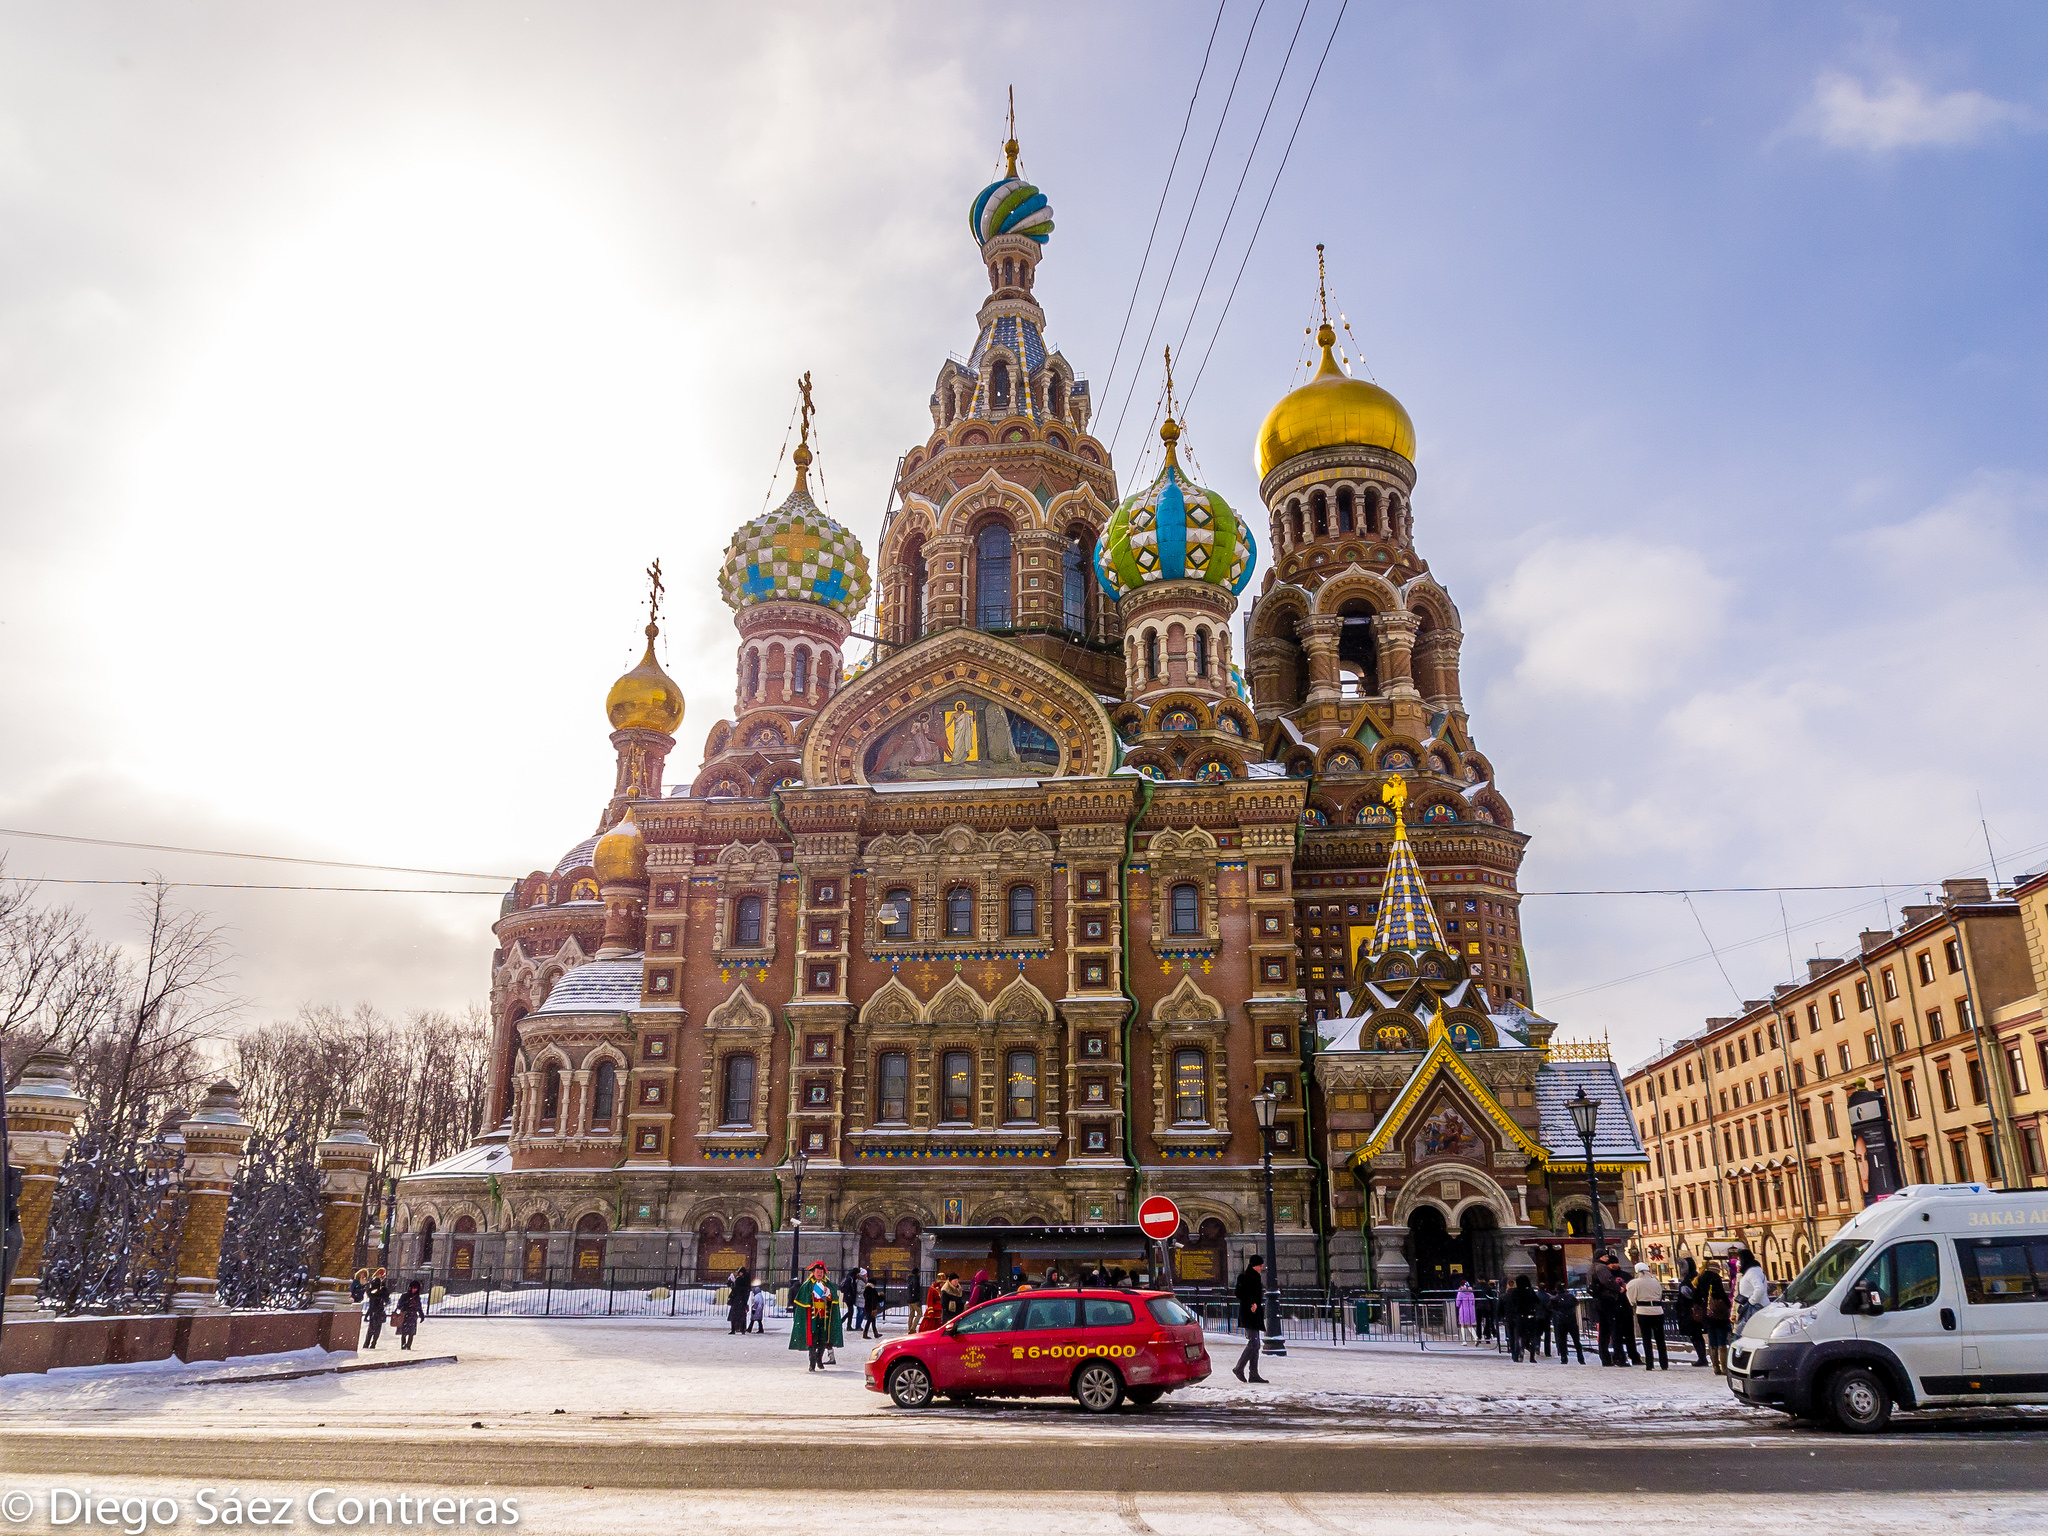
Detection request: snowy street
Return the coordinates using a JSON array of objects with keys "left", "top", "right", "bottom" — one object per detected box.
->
[{"left": 7, "top": 1317, "right": 2048, "bottom": 1534}]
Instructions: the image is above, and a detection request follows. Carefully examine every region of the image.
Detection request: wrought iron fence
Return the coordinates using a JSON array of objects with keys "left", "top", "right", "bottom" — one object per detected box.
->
[
  {"left": 396, "top": 1267, "right": 923, "bottom": 1326},
  {"left": 37, "top": 1122, "right": 187, "bottom": 1316},
  {"left": 216, "top": 1125, "right": 324, "bottom": 1311},
  {"left": 1176, "top": 1287, "right": 1703, "bottom": 1353}
]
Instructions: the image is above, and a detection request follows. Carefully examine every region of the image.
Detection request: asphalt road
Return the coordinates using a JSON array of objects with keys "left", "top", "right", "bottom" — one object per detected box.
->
[{"left": 11, "top": 1426, "right": 2048, "bottom": 1494}]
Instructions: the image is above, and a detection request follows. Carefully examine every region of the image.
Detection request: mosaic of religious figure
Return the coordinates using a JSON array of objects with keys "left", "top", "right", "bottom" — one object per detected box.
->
[
  {"left": 864, "top": 690, "right": 1062, "bottom": 782},
  {"left": 1416, "top": 1106, "right": 1480, "bottom": 1160}
]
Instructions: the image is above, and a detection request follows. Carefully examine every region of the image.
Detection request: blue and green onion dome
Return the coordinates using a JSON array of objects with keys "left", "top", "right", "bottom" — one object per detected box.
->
[
  {"left": 1094, "top": 420, "right": 1257, "bottom": 599},
  {"left": 718, "top": 452, "right": 872, "bottom": 618},
  {"left": 970, "top": 173, "right": 1053, "bottom": 247}
]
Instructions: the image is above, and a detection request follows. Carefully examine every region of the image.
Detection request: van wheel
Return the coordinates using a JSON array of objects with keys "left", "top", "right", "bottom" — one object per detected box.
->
[
  {"left": 1825, "top": 1366, "right": 1891, "bottom": 1433},
  {"left": 887, "top": 1360, "right": 934, "bottom": 1410},
  {"left": 1073, "top": 1360, "right": 1126, "bottom": 1413}
]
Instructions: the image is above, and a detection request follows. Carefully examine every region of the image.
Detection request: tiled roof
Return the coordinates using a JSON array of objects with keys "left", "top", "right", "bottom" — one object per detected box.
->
[
  {"left": 531, "top": 958, "right": 645, "bottom": 1017},
  {"left": 553, "top": 835, "right": 599, "bottom": 875},
  {"left": 1536, "top": 1060, "right": 1648, "bottom": 1164}
]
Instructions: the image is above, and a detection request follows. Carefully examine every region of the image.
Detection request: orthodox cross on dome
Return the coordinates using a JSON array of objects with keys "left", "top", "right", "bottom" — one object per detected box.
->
[
  {"left": 792, "top": 370, "right": 816, "bottom": 490},
  {"left": 645, "top": 558, "right": 665, "bottom": 631},
  {"left": 1317, "top": 242, "right": 1330, "bottom": 329},
  {"left": 1005, "top": 85, "right": 1018, "bottom": 176}
]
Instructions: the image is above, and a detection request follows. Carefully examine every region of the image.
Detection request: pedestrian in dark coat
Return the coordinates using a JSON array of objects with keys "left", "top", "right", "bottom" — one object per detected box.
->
[
  {"left": 1505, "top": 1274, "right": 1540, "bottom": 1362},
  {"left": 1476, "top": 1281, "right": 1498, "bottom": 1341},
  {"left": 1549, "top": 1283, "right": 1586, "bottom": 1363},
  {"left": 1587, "top": 1253, "right": 1631, "bottom": 1366},
  {"left": 1674, "top": 1257, "right": 1709, "bottom": 1367},
  {"left": 350, "top": 1268, "right": 367, "bottom": 1305},
  {"left": 726, "top": 1267, "right": 752, "bottom": 1335},
  {"left": 861, "top": 1274, "right": 884, "bottom": 1338},
  {"left": 363, "top": 1271, "right": 391, "bottom": 1349},
  {"left": 1233, "top": 1255, "right": 1268, "bottom": 1383},
  {"left": 394, "top": 1280, "right": 423, "bottom": 1351}
]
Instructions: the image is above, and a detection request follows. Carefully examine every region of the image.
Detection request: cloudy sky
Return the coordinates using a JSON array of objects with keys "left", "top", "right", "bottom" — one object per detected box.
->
[{"left": 2, "top": 2, "right": 2044, "bottom": 1065}]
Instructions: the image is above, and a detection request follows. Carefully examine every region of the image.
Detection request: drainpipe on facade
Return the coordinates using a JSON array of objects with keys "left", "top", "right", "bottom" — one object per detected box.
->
[
  {"left": 1951, "top": 914, "right": 2029, "bottom": 1189},
  {"left": 1117, "top": 777, "right": 1154, "bottom": 1218},
  {"left": 1645, "top": 1067, "right": 1683, "bottom": 1272},
  {"left": 767, "top": 787, "right": 798, "bottom": 1255},
  {"left": 1697, "top": 1039, "right": 1730, "bottom": 1241}
]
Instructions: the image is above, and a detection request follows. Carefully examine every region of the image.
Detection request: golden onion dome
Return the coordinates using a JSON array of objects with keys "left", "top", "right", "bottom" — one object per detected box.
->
[
  {"left": 592, "top": 805, "right": 647, "bottom": 886},
  {"left": 605, "top": 623, "right": 685, "bottom": 735},
  {"left": 1256, "top": 323, "right": 1415, "bottom": 479}
]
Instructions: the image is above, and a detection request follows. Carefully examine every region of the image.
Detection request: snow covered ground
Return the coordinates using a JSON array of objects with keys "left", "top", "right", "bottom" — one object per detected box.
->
[{"left": 0, "top": 1318, "right": 1768, "bottom": 1440}]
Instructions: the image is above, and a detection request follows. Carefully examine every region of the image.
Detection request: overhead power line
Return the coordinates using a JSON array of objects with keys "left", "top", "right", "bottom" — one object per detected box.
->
[
  {"left": 0, "top": 826, "right": 520, "bottom": 883},
  {"left": 1184, "top": 0, "right": 1349, "bottom": 411},
  {"left": 1104, "top": 0, "right": 1275, "bottom": 459},
  {"left": 16, "top": 878, "right": 505, "bottom": 895},
  {"left": 1094, "top": 0, "right": 1230, "bottom": 411}
]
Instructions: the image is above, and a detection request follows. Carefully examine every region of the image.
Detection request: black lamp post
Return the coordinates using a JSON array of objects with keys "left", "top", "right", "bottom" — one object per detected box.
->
[
  {"left": 1253, "top": 1089, "right": 1285, "bottom": 1358},
  {"left": 1567, "top": 1085, "right": 1604, "bottom": 1261},
  {"left": 377, "top": 1175, "right": 399, "bottom": 1267},
  {"left": 787, "top": 1146, "right": 809, "bottom": 1291}
]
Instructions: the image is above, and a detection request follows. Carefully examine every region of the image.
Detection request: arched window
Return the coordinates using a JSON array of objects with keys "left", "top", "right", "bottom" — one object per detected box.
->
[
  {"left": 1170, "top": 882, "right": 1200, "bottom": 936},
  {"left": 791, "top": 647, "right": 810, "bottom": 696},
  {"left": 1194, "top": 627, "right": 1210, "bottom": 677},
  {"left": 734, "top": 894, "right": 764, "bottom": 948},
  {"left": 1173, "top": 1049, "right": 1209, "bottom": 1124},
  {"left": 991, "top": 359, "right": 1011, "bottom": 410},
  {"left": 877, "top": 1051, "right": 910, "bottom": 1122},
  {"left": 1312, "top": 491, "right": 1329, "bottom": 536},
  {"left": 721, "top": 1054, "right": 756, "bottom": 1127},
  {"left": 1062, "top": 533, "right": 1088, "bottom": 632},
  {"left": 976, "top": 523, "right": 1012, "bottom": 626},
  {"left": 1290, "top": 500, "right": 1304, "bottom": 542},
  {"left": 744, "top": 650, "right": 760, "bottom": 698},
  {"left": 592, "top": 1060, "right": 616, "bottom": 1126},
  {"left": 946, "top": 886, "right": 974, "bottom": 937},
  {"left": 1007, "top": 884, "right": 1037, "bottom": 937},
  {"left": 1145, "top": 630, "right": 1160, "bottom": 679},
  {"left": 1365, "top": 491, "right": 1381, "bottom": 535},
  {"left": 1337, "top": 487, "right": 1355, "bottom": 532},
  {"left": 419, "top": 1217, "right": 437, "bottom": 1263},
  {"left": 1050, "top": 376, "right": 1065, "bottom": 420},
  {"left": 941, "top": 1050, "right": 973, "bottom": 1123},
  {"left": 1003, "top": 257, "right": 1015, "bottom": 289},
  {"left": 1005, "top": 1051, "right": 1038, "bottom": 1124},
  {"left": 880, "top": 886, "right": 914, "bottom": 940},
  {"left": 541, "top": 1064, "right": 562, "bottom": 1125}
]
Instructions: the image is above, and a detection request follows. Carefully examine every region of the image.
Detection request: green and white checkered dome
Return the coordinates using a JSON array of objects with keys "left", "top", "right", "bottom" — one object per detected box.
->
[
  {"left": 719, "top": 481, "right": 871, "bottom": 619},
  {"left": 1093, "top": 429, "right": 1256, "bottom": 601}
]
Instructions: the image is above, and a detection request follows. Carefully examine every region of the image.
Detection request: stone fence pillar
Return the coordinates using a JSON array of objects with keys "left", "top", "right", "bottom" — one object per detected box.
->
[
  {"left": 169, "top": 1081, "right": 253, "bottom": 1314},
  {"left": 313, "top": 1107, "right": 379, "bottom": 1308},
  {"left": 3, "top": 1050, "right": 87, "bottom": 1317}
]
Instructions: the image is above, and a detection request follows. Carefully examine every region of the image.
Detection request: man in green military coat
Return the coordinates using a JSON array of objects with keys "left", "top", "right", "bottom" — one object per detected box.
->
[{"left": 788, "top": 1260, "right": 844, "bottom": 1370}]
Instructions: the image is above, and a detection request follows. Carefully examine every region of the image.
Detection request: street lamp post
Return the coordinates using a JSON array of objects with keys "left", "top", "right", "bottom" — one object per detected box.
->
[
  {"left": 786, "top": 1146, "right": 809, "bottom": 1292},
  {"left": 1567, "top": 1085, "right": 1604, "bottom": 1260},
  {"left": 1253, "top": 1090, "right": 1285, "bottom": 1358}
]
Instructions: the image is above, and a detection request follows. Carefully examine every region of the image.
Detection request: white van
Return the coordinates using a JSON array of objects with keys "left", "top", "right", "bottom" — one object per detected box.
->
[{"left": 1727, "top": 1183, "right": 2048, "bottom": 1431}]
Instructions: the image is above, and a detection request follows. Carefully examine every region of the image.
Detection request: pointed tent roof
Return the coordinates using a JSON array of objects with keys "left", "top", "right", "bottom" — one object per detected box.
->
[
  {"left": 1344, "top": 1028, "right": 1546, "bottom": 1175},
  {"left": 1363, "top": 777, "right": 1448, "bottom": 961}
]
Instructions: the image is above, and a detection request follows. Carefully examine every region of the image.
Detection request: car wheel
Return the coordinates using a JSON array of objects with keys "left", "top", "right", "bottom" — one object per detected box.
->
[
  {"left": 1128, "top": 1386, "right": 1164, "bottom": 1408},
  {"left": 1073, "top": 1360, "right": 1125, "bottom": 1414},
  {"left": 887, "top": 1360, "right": 934, "bottom": 1410},
  {"left": 1826, "top": 1366, "right": 1891, "bottom": 1433}
]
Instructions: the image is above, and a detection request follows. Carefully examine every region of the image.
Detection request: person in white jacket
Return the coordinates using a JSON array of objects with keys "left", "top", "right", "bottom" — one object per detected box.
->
[
  {"left": 1735, "top": 1252, "right": 1772, "bottom": 1329},
  {"left": 1624, "top": 1263, "right": 1668, "bottom": 1371}
]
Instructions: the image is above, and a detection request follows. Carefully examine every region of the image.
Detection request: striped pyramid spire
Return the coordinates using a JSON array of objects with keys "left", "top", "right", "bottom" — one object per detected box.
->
[{"left": 1364, "top": 778, "right": 1449, "bottom": 961}]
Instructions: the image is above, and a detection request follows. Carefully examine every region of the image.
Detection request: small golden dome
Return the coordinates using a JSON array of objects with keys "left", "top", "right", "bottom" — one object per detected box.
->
[
  {"left": 606, "top": 624, "right": 685, "bottom": 734},
  {"left": 1256, "top": 324, "right": 1415, "bottom": 478},
  {"left": 593, "top": 806, "right": 647, "bottom": 886}
]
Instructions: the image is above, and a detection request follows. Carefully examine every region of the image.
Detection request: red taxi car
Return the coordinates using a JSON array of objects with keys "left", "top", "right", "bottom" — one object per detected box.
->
[{"left": 866, "top": 1289, "right": 1209, "bottom": 1412}]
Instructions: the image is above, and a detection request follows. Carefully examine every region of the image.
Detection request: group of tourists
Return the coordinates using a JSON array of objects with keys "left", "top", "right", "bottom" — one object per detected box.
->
[
  {"left": 350, "top": 1267, "right": 423, "bottom": 1351},
  {"left": 1456, "top": 1248, "right": 1772, "bottom": 1373}
]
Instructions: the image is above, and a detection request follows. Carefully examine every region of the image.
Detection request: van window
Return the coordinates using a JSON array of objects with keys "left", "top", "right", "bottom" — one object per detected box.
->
[
  {"left": 1956, "top": 1237, "right": 2048, "bottom": 1304},
  {"left": 1019, "top": 1296, "right": 1079, "bottom": 1330},
  {"left": 1855, "top": 1240, "right": 1941, "bottom": 1312},
  {"left": 1781, "top": 1239, "right": 1870, "bottom": 1306},
  {"left": 952, "top": 1298, "right": 1022, "bottom": 1334},
  {"left": 1087, "top": 1297, "right": 1138, "bottom": 1327}
]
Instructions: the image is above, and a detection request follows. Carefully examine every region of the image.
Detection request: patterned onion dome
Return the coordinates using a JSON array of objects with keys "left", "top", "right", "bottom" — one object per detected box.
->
[
  {"left": 970, "top": 168, "right": 1053, "bottom": 247},
  {"left": 718, "top": 451, "right": 872, "bottom": 618},
  {"left": 606, "top": 624, "right": 686, "bottom": 734},
  {"left": 1257, "top": 322, "right": 1415, "bottom": 477},
  {"left": 1094, "top": 419, "right": 1257, "bottom": 599}
]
